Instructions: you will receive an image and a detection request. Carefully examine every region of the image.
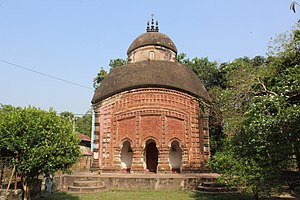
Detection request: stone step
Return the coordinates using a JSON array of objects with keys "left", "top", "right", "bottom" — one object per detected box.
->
[
  {"left": 68, "top": 180, "right": 106, "bottom": 193},
  {"left": 68, "top": 185, "right": 106, "bottom": 193},
  {"left": 196, "top": 182, "right": 239, "bottom": 194},
  {"left": 73, "top": 180, "right": 103, "bottom": 187},
  {"left": 200, "top": 177, "right": 217, "bottom": 183},
  {"left": 201, "top": 181, "right": 229, "bottom": 188},
  {"left": 197, "top": 186, "right": 238, "bottom": 193}
]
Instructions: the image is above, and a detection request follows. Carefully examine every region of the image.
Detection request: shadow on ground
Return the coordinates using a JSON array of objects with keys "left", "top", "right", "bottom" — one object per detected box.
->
[
  {"left": 190, "top": 191, "right": 253, "bottom": 200},
  {"left": 269, "top": 187, "right": 300, "bottom": 200},
  {"left": 190, "top": 188, "right": 300, "bottom": 200},
  {"left": 38, "top": 192, "right": 79, "bottom": 200}
]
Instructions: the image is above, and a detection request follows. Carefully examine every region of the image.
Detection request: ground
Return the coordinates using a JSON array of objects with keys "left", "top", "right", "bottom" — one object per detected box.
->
[{"left": 38, "top": 188, "right": 300, "bottom": 200}]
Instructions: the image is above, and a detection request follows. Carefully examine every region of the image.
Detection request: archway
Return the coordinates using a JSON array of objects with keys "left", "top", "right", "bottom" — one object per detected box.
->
[
  {"left": 145, "top": 140, "right": 158, "bottom": 173},
  {"left": 120, "top": 140, "right": 133, "bottom": 173},
  {"left": 169, "top": 140, "right": 182, "bottom": 173}
]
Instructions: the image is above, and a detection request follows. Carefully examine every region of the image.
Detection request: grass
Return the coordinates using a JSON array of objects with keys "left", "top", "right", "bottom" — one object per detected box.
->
[{"left": 38, "top": 190, "right": 253, "bottom": 200}]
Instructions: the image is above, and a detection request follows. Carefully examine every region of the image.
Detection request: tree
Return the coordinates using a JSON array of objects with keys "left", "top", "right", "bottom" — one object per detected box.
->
[
  {"left": 0, "top": 105, "right": 81, "bottom": 199},
  {"left": 109, "top": 58, "right": 127, "bottom": 70},
  {"left": 177, "top": 53, "right": 221, "bottom": 88},
  {"left": 75, "top": 109, "right": 92, "bottom": 137},
  {"left": 93, "top": 67, "right": 107, "bottom": 89},
  {"left": 60, "top": 110, "right": 92, "bottom": 137},
  {"left": 60, "top": 111, "right": 75, "bottom": 121},
  {"left": 209, "top": 23, "right": 300, "bottom": 199}
]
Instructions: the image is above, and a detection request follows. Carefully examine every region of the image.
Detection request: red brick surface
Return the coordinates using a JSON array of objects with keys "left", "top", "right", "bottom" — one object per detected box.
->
[{"left": 92, "top": 88, "right": 210, "bottom": 173}]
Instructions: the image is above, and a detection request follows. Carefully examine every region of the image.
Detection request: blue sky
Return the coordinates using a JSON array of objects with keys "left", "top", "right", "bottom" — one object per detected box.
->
[{"left": 0, "top": 0, "right": 299, "bottom": 114}]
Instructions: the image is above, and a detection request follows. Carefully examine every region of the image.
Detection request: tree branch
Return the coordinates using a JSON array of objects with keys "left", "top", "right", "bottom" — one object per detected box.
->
[{"left": 257, "top": 77, "right": 278, "bottom": 96}]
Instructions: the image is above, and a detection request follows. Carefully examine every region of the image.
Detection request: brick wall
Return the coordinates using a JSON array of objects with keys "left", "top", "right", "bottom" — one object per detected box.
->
[
  {"left": 92, "top": 88, "right": 210, "bottom": 173},
  {"left": 71, "top": 155, "right": 91, "bottom": 172}
]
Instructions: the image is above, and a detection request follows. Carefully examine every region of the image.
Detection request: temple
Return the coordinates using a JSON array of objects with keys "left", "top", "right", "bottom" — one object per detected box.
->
[{"left": 91, "top": 18, "right": 211, "bottom": 173}]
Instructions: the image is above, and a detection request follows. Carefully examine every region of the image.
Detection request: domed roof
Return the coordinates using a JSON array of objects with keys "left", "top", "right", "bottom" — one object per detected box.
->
[
  {"left": 127, "top": 32, "right": 177, "bottom": 55},
  {"left": 92, "top": 60, "right": 211, "bottom": 104}
]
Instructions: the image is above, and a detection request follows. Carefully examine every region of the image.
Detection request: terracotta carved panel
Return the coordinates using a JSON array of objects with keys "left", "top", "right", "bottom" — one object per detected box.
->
[
  {"left": 117, "top": 117, "right": 136, "bottom": 144},
  {"left": 166, "top": 117, "right": 185, "bottom": 143},
  {"left": 141, "top": 115, "right": 162, "bottom": 143}
]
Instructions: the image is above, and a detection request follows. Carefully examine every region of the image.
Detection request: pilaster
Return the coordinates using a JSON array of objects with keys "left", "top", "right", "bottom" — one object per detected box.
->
[
  {"left": 130, "top": 147, "right": 145, "bottom": 173},
  {"left": 157, "top": 147, "right": 171, "bottom": 173}
]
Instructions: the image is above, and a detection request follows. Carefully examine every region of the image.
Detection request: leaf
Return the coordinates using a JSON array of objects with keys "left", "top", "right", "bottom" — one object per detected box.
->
[{"left": 290, "top": 1, "right": 298, "bottom": 13}]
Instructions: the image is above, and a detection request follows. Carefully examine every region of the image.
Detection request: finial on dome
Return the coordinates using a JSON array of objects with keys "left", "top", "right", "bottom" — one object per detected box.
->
[
  {"left": 146, "top": 14, "right": 159, "bottom": 32},
  {"left": 146, "top": 21, "right": 150, "bottom": 32}
]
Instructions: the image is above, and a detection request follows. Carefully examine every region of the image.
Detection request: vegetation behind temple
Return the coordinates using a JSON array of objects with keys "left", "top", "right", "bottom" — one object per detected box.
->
[
  {"left": 60, "top": 110, "right": 92, "bottom": 137},
  {"left": 180, "top": 22, "right": 299, "bottom": 199}
]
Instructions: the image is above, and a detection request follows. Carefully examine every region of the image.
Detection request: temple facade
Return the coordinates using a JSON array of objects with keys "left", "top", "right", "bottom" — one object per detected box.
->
[{"left": 91, "top": 19, "right": 211, "bottom": 173}]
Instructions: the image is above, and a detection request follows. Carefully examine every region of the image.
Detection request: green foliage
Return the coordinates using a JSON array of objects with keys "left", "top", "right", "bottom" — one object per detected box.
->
[
  {"left": 60, "top": 111, "right": 75, "bottom": 121},
  {"left": 75, "top": 109, "right": 92, "bottom": 137},
  {"left": 209, "top": 151, "right": 276, "bottom": 199},
  {"left": 267, "top": 22, "right": 300, "bottom": 58},
  {"left": 209, "top": 23, "right": 300, "bottom": 199},
  {"left": 93, "top": 67, "right": 108, "bottom": 89},
  {"left": 207, "top": 87, "right": 226, "bottom": 154},
  {"left": 109, "top": 58, "right": 127, "bottom": 70},
  {"left": 0, "top": 105, "right": 81, "bottom": 182},
  {"left": 177, "top": 53, "right": 221, "bottom": 88}
]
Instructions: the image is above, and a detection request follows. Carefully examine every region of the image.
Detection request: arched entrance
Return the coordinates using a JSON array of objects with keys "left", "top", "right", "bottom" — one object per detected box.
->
[
  {"left": 145, "top": 140, "right": 158, "bottom": 173},
  {"left": 120, "top": 141, "right": 133, "bottom": 173},
  {"left": 169, "top": 140, "right": 182, "bottom": 173}
]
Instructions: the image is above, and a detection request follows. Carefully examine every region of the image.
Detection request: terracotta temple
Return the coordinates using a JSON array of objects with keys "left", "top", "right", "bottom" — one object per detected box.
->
[{"left": 91, "top": 18, "right": 211, "bottom": 173}]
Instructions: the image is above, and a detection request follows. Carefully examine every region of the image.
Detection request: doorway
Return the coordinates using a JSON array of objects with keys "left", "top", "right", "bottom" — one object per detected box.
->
[
  {"left": 145, "top": 140, "right": 158, "bottom": 173},
  {"left": 120, "top": 141, "right": 133, "bottom": 173},
  {"left": 169, "top": 140, "right": 182, "bottom": 173}
]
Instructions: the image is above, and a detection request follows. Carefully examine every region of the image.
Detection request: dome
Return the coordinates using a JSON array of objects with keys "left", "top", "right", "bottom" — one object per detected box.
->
[
  {"left": 92, "top": 60, "right": 211, "bottom": 104},
  {"left": 127, "top": 32, "right": 177, "bottom": 55}
]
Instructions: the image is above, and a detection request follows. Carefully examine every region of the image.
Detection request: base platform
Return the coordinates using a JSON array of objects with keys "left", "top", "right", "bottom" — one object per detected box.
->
[{"left": 61, "top": 172, "right": 220, "bottom": 192}]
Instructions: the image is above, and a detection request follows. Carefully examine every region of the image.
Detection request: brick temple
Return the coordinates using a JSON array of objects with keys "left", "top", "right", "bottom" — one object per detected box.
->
[{"left": 91, "top": 18, "right": 211, "bottom": 173}]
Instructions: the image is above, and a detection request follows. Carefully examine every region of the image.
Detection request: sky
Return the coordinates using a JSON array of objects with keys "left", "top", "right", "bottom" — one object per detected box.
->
[{"left": 0, "top": 1, "right": 299, "bottom": 114}]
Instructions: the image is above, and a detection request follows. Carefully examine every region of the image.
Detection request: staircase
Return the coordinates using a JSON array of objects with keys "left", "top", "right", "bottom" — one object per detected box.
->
[
  {"left": 196, "top": 178, "right": 240, "bottom": 194},
  {"left": 68, "top": 180, "right": 106, "bottom": 193}
]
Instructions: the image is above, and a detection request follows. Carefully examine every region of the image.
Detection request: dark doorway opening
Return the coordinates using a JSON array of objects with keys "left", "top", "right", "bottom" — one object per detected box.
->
[{"left": 146, "top": 141, "right": 158, "bottom": 173}]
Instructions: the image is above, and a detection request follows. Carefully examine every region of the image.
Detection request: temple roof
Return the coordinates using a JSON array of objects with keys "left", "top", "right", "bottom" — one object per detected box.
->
[
  {"left": 92, "top": 60, "right": 211, "bottom": 104},
  {"left": 127, "top": 32, "right": 177, "bottom": 55},
  {"left": 127, "top": 17, "right": 177, "bottom": 55}
]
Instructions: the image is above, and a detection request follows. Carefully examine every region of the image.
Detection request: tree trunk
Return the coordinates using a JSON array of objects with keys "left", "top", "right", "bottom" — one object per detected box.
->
[
  {"left": 0, "top": 160, "right": 4, "bottom": 187},
  {"left": 252, "top": 188, "right": 260, "bottom": 200},
  {"left": 22, "top": 179, "right": 29, "bottom": 200},
  {"left": 294, "top": 144, "right": 300, "bottom": 170}
]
